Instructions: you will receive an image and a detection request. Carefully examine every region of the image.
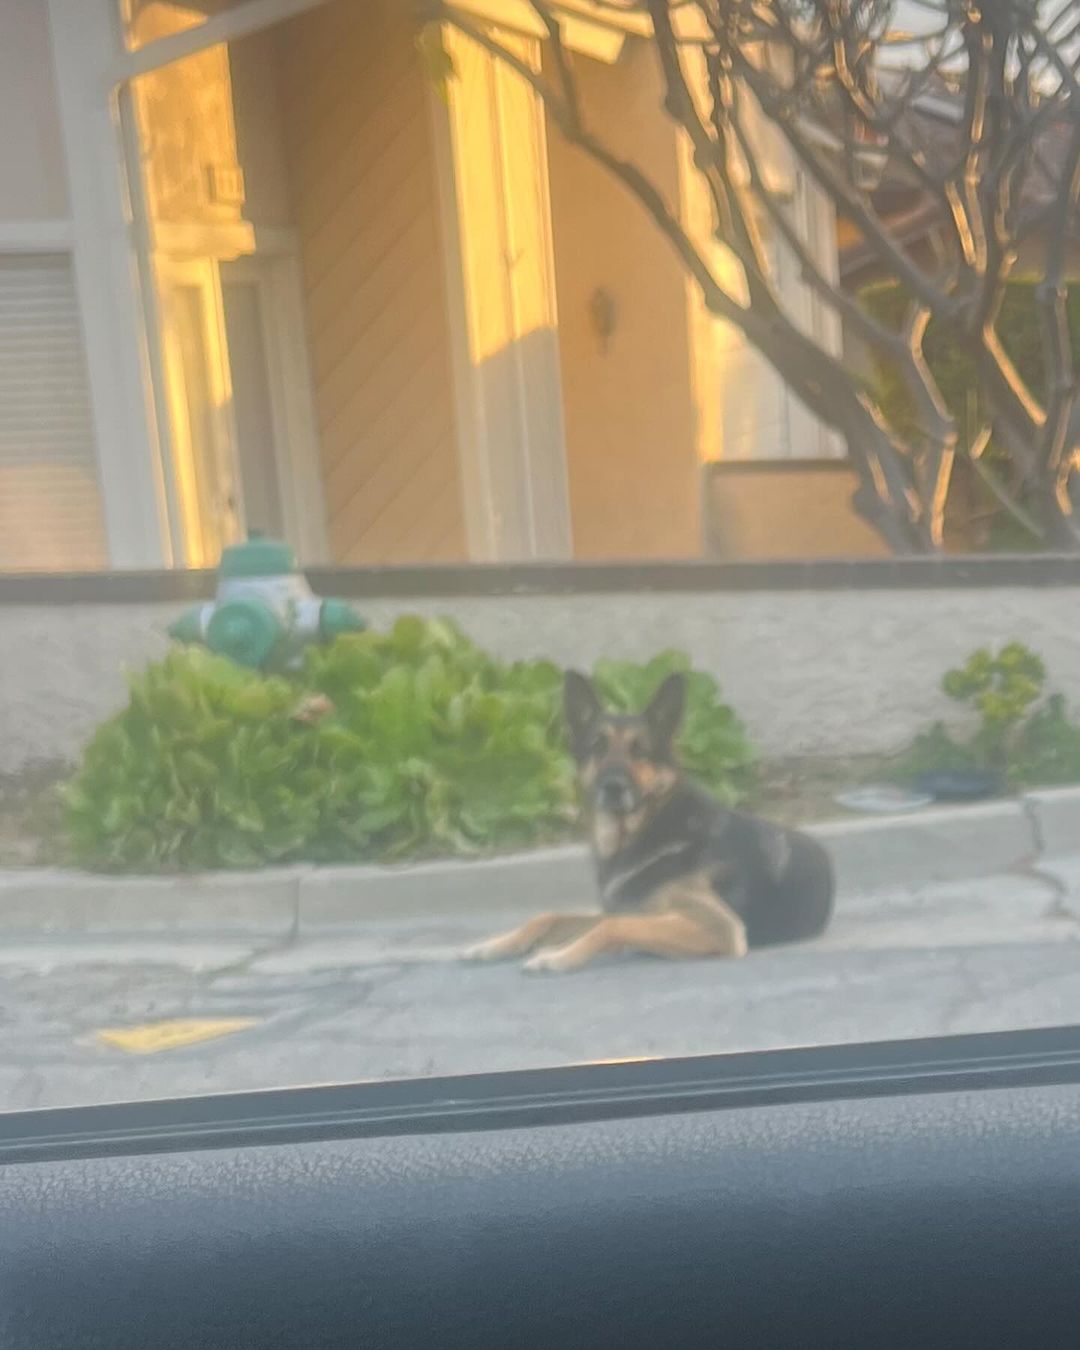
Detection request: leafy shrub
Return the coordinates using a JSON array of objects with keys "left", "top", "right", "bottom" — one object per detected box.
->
[
  {"left": 1009, "top": 695, "right": 1080, "bottom": 788},
  {"left": 64, "top": 619, "right": 752, "bottom": 871},
  {"left": 303, "top": 616, "right": 574, "bottom": 861},
  {"left": 895, "top": 720, "right": 974, "bottom": 784},
  {"left": 895, "top": 642, "right": 1080, "bottom": 789},
  {"left": 863, "top": 282, "right": 1080, "bottom": 429},
  {"left": 64, "top": 648, "right": 328, "bottom": 871},
  {"left": 861, "top": 280, "right": 1080, "bottom": 549}
]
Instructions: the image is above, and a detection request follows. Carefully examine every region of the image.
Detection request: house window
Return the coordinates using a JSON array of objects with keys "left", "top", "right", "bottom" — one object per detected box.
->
[
  {"left": 719, "top": 173, "right": 844, "bottom": 463},
  {"left": 0, "top": 254, "right": 107, "bottom": 571},
  {"left": 220, "top": 270, "right": 285, "bottom": 540},
  {"left": 680, "top": 114, "right": 844, "bottom": 471}
]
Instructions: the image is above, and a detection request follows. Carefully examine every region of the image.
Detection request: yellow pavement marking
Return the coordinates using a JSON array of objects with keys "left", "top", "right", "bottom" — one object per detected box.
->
[{"left": 95, "top": 1018, "right": 258, "bottom": 1054}]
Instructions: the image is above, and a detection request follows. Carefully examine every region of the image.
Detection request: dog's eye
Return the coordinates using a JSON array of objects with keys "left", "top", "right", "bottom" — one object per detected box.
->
[
  {"left": 628, "top": 735, "right": 649, "bottom": 758},
  {"left": 590, "top": 732, "right": 609, "bottom": 756}
]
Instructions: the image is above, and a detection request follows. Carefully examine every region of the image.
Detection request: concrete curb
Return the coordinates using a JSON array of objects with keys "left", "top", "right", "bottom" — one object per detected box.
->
[
  {"left": 0, "top": 867, "right": 301, "bottom": 939},
  {"left": 0, "top": 789, "right": 1075, "bottom": 938},
  {"left": 814, "top": 798, "right": 1037, "bottom": 896},
  {"left": 299, "top": 847, "right": 591, "bottom": 927}
]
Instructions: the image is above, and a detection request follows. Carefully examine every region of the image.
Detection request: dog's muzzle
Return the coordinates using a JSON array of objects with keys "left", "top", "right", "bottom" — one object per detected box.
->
[{"left": 595, "top": 769, "right": 638, "bottom": 815}]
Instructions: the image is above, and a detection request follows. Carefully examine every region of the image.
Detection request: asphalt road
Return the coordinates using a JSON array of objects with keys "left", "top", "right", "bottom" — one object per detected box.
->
[{"left": 2, "top": 860, "right": 1080, "bottom": 1113}]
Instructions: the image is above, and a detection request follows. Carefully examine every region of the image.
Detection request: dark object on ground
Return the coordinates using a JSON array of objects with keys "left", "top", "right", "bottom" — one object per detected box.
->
[{"left": 912, "top": 770, "right": 1002, "bottom": 802}]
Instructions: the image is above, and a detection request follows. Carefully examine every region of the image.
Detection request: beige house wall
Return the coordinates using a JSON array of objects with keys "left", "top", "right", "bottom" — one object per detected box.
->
[
  {"left": 0, "top": 0, "right": 69, "bottom": 223},
  {"left": 228, "top": 29, "right": 294, "bottom": 229},
  {"left": 705, "top": 463, "right": 890, "bottom": 559},
  {"left": 274, "top": 0, "right": 467, "bottom": 565},
  {"left": 544, "top": 42, "right": 701, "bottom": 560}
]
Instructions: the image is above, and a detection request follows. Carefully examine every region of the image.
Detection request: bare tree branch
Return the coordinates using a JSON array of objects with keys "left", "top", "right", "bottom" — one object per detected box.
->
[
  {"left": 1036, "top": 119, "right": 1080, "bottom": 485},
  {"left": 419, "top": 0, "right": 1080, "bottom": 553}
]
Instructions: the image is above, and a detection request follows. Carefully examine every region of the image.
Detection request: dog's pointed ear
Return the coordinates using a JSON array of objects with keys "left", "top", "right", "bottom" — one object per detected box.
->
[
  {"left": 563, "top": 670, "right": 602, "bottom": 758},
  {"left": 644, "top": 672, "right": 687, "bottom": 755}
]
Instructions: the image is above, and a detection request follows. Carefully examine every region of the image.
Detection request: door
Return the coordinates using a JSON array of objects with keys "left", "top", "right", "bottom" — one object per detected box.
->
[
  {"left": 155, "top": 256, "right": 243, "bottom": 567},
  {"left": 219, "top": 265, "right": 286, "bottom": 541},
  {"left": 437, "top": 25, "right": 573, "bottom": 561}
]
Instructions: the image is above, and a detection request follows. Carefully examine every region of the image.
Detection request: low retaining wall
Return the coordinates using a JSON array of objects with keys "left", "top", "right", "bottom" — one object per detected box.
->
[{"left": 3, "top": 556, "right": 1080, "bottom": 774}]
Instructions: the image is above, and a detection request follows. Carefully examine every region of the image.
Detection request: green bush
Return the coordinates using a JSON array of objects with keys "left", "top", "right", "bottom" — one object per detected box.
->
[
  {"left": 64, "top": 648, "right": 330, "bottom": 871},
  {"left": 894, "top": 641, "right": 1080, "bottom": 789},
  {"left": 861, "top": 280, "right": 1080, "bottom": 549},
  {"left": 863, "top": 280, "right": 1080, "bottom": 440},
  {"left": 63, "top": 619, "right": 753, "bottom": 872}
]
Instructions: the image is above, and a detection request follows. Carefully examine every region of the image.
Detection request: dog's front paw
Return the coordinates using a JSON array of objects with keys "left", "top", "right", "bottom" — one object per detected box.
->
[{"left": 522, "top": 947, "right": 576, "bottom": 975}]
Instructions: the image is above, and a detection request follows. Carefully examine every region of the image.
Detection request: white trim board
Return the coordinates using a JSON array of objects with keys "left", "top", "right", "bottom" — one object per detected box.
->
[
  {"left": 110, "top": 0, "right": 634, "bottom": 84},
  {"left": 431, "top": 27, "right": 573, "bottom": 562},
  {"left": 110, "top": 0, "right": 332, "bottom": 83},
  {"left": 47, "top": 0, "right": 175, "bottom": 568},
  {"left": 152, "top": 221, "right": 300, "bottom": 260},
  {"left": 0, "top": 220, "right": 74, "bottom": 252},
  {"left": 220, "top": 253, "right": 330, "bottom": 564}
]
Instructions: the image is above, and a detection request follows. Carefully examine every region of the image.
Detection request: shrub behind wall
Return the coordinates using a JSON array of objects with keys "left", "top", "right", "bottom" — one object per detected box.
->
[{"left": 64, "top": 619, "right": 754, "bottom": 872}]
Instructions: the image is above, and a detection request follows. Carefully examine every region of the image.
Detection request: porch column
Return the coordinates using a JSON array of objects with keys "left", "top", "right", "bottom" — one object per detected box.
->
[
  {"left": 46, "top": 0, "right": 176, "bottom": 567},
  {"left": 431, "top": 24, "right": 573, "bottom": 561}
]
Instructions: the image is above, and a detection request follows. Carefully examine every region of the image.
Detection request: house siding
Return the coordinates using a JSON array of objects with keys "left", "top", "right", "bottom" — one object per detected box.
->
[
  {"left": 0, "top": 0, "right": 69, "bottom": 224},
  {"left": 275, "top": 0, "right": 467, "bottom": 564},
  {"left": 544, "top": 42, "right": 702, "bottom": 559}
]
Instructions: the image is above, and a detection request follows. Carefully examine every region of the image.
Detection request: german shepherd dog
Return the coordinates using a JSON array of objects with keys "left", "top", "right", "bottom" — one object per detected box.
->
[{"left": 463, "top": 670, "right": 834, "bottom": 974}]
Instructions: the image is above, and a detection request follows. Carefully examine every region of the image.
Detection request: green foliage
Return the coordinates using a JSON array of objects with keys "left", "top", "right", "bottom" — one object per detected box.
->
[
  {"left": 64, "top": 620, "right": 752, "bottom": 872},
  {"left": 895, "top": 720, "right": 979, "bottom": 782},
  {"left": 861, "top": 280, "right": 1080, "bottom": 549},
  {"left": 64, "top": 648, "right": 325, "bottom": 871},
  {"left": 895, "top": 642, "right": 1080, "bottom": 789},
  {"left": 302, "top": 616, "right": 575, "bottom": 862},
  {"left": 863, "top": 280, "right": 1080, "bottom": 435},
  {"left": 1009, "top": 694, "right": 1080, "bottom": 788},
  {"left": 941, "top": 641, "right": 1046, "bottom": 767}
]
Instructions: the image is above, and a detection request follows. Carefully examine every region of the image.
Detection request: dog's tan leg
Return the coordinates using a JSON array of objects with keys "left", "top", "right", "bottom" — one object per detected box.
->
[
  {"left": 523, "top": 903, "right": 747, "bottom": 975},
  {"left": 460, "top": 913, "right": 598, "bottom": 963}
]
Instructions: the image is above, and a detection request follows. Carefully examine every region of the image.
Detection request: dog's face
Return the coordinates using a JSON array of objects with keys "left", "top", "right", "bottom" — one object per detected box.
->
[{"left": 563, "top": 670, "right": 686, "bottom": 819}]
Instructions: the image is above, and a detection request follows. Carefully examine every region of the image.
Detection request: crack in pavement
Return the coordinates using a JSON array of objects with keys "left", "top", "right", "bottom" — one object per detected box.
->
[{"left": 1015, "top": 797, "right": 1080, "bottom": 923}]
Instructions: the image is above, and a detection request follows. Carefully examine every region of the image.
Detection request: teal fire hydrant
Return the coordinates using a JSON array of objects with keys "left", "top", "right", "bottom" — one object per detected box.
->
[{"left": 168, "top": 532, "right": 365, "bottom": 671}]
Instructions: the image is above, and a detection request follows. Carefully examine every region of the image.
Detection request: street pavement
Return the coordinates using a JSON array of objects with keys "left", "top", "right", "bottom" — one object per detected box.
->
[{"left": 1, "top": 858, "right": 1080, "bottom": 1113}]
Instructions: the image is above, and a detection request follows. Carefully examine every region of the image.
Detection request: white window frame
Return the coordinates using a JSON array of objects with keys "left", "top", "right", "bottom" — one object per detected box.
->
[
  {"left": 154, "top": 251, "right": 243, "bottom": 567},
  {"left": 151, "top": 220, "right": 329, "bottom": 565},
  {"left": 46, "top": 0, "right": 179, "bottom": 567},
  {"left": 218, "top": 246, "right": 329, "bottom": 563},
  {"left": 0, "top": 222, "right": 74, "bottom": 252}
]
